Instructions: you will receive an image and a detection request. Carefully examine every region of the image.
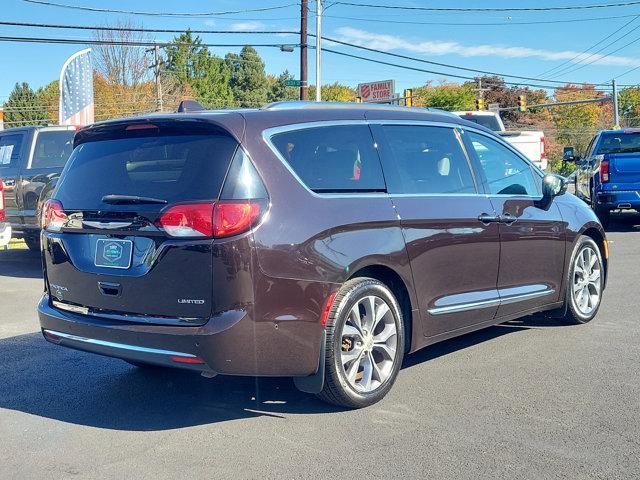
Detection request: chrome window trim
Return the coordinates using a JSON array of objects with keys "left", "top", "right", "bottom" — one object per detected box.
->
[
  {"left": 43, "top": 329, "right": 199, "bottom": 358},
  {"left": 428, "top": 287, "right": 555, "bottom": 315},
  {"left": 262, "top": 119, "right": 499, "bottom": 199}
]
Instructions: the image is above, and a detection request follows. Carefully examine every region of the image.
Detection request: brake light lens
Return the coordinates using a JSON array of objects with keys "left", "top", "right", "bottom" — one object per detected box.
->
[
  {"left": 158, "top": 201, "right": 262, "bottom": 238},
  {"left": 600, "top": 158, "right": 610, "bottom": 183},
  {"left": 213, "top": 201, "right": 261, "bottom": 238},
  {"left": 158, "top": 203, "right": 214, "bottom": 237},
  {"left": 41, "top": 199, "right": 67, "bottom": 231},
  {"left": 0, "top": 179, "right": 4, "bottom": 222}
]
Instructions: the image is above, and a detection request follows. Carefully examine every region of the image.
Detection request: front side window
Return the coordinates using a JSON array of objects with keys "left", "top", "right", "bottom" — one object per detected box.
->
[
  {"left": 270, "top": 125, "right": 385, "bottom": 193},
  {"left": 0, "top": 134, "right": 24, "bottom": 168},
  {"left": 467, "top": 131, "right": 539, "bottom": 196},
  {"left": 379, "top": 125, "right": 476, "bottom": 195}
]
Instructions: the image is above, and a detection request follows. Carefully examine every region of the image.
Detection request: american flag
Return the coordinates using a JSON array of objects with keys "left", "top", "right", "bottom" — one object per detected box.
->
[{"left": 59, "top": 48, "right": 94, "bottom": 126}]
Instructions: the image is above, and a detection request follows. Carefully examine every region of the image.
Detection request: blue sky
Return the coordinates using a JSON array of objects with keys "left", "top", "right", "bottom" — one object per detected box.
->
[{"left": 2, "top": 0, "right": 640, "bottom": 100}]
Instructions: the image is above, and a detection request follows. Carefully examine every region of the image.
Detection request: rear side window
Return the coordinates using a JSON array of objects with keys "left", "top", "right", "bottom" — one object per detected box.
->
[
  {"left": 270, "top": 125, "right": 385, "bottom": 193},
  {"left": 0, "top": 134, "right": 24, "bottom": 168},
  {"left": 55, "top": 132, "right": 238, "bottom": 209},
  {"left": 30, "top": 130, "right": 75, "bottom": 169},
  {"left": 378, "top": 125, "right": 476, "bottom": 195}
]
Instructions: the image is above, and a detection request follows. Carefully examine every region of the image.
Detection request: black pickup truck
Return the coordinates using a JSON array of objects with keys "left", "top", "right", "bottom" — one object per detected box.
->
[{"left": 0, "top": 125, "right": 75, "bottom": 250}]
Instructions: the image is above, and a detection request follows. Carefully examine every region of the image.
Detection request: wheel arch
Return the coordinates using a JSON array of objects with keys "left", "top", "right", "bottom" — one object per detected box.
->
[{"left": 348, "top": 264, "right": 415, "bottom": 353}]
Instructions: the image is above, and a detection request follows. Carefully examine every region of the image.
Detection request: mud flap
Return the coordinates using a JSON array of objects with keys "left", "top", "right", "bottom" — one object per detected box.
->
[{"left": 293, "top": 330, "right": 326, "bottom": 394}]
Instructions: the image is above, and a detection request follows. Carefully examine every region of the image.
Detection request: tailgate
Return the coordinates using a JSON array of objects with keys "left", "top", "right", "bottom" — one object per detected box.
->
[{"left": 608, "top": 153, "right": 640, "bottom": 188}]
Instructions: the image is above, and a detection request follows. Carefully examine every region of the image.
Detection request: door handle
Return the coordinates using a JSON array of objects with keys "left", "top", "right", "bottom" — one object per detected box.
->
[
  {"left": 500, "top": 213, "right": 518, "bottom": 225},
  {"left": 477, "top": 213, "right": 501, "bottom": 224}
]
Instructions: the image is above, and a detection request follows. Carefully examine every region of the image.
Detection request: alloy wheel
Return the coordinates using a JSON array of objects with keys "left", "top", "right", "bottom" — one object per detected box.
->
[
  {"left": 572, "top": 246, "right": 602, "bottom": 316},
  {"left": 339, "top": 295, "right": 398, "bottom": 393}
]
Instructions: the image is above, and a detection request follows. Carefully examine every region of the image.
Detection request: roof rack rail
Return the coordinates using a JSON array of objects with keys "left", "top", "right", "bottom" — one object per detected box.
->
[{"left": 177, "top": 100, "right": 205, "bottom": 113}]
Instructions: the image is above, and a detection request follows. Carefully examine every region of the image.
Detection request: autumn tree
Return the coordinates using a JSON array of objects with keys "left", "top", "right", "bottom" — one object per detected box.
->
[
  {"left": 308, "top": 82, "right": 356, "bottom": 102},
  {"left": 413, "top": 82, "right": 475, "bottom": 111}
]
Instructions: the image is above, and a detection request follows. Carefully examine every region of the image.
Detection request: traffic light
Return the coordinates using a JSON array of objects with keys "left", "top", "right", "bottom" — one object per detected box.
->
[
  {"left": 518, "top": 95, "right": 527, "bottom": 112},
  {"left": 475, "top": 98, "right": 485, "bottom": 111},
  {"left": 355, "top": 96, "right": 362, "bottom": 103},
  {"left": 404, "top": 89, "right": 413, "bottom": 107}
]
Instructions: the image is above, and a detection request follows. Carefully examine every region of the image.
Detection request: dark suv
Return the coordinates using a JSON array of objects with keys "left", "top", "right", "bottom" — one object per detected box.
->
[{"left": 38, "top": 103, "right": 607, "bottom": 408}]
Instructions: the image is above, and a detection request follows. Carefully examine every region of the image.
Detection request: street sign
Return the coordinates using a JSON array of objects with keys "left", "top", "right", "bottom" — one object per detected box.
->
[
  {"left": 284, "top": 79, "right": 301, "bottom": 87},
  {"left": 357, "top": 80, "right": 395, "bottom": 103},
  {"left": 488, "top": 103, "right": 500, "bottom": 113}
]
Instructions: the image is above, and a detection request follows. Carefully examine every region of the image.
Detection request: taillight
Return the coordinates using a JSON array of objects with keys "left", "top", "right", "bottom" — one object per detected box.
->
[
  {"left": 212, "top": 201, "right": 261, "bottom": 238},
  {"left": 0, "top": 179, "right": 4, "bottom": 223},
  {"left": 158, "top": 201, "right": 262, "bottom": 238},
  {"left": 600, "top": 159, "right": 610, "bottom": 183},
  {"left": 158, "top": 203, "right": 215, "bottom": 237},
  {"left": 41, "top": 199, "right": 67, "bottom": 231}
]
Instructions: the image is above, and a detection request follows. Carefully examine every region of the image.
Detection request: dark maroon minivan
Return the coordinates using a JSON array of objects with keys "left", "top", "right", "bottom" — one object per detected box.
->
[{"left": 38, "top": 102, "right": 608, "bottom": 408}]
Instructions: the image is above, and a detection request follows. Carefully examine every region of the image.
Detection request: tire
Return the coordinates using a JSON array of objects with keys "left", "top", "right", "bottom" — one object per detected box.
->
[
  {"left": 24, "top": 236, "right": 40, "bottom": 252},
  {"left": 562, "top": 236, "right": 604, "bottom": 325},
  {"left": 317, "top": 278, "right": 405, "bottom": 409}
]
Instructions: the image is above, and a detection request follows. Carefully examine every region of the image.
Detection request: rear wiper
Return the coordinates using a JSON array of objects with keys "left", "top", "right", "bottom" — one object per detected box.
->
[{"left": 101, "top": 194, "right": 167, "bottom": 205}]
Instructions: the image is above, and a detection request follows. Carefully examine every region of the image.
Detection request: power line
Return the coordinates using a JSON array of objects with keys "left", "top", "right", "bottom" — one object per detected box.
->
[
  {"left": 538, "top": 15, "right": 640, "bottom": 78},
  {"left": 0, "top": 21, "right": 299, "bottom": 36},
  {"left": 321, "top": 12, "right": 640, "bottom": 26},
  {"left": 319, "top": 34, "right": 609, "bottom": 86},
  {"left": 0, "top": 35, "right": 299, "bottom": 49},
  {"left": 0, "top": 20, "right": 611, "bottom": 87},
  {"left": 318, "top": 46, "right": 611, "bottom": 91},
  {"left": 21, "top": 0, "right": 299, "bottom": 17},
  {"left": 333, "top": 1, "right": 640, "bottom": 12}
]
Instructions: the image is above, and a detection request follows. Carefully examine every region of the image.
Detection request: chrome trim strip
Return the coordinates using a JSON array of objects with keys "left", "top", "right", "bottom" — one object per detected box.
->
[
  {"left": 43, "top": 329, "right": 198, "bottom": 358},
  {"left": 52, "top": 301, "right": 88, "bottom": 315},
  {"left": 499, "top": 289, "right": 556, "bottom": 305},
  {"left": 428, "top": 288, "right": 555, "bottom": 315},
  {"left": 428, "top": 298, "right": 501, "bottom": 315},
  {"left": 83, "top": 221, "right": 133, "bottom": 229}
]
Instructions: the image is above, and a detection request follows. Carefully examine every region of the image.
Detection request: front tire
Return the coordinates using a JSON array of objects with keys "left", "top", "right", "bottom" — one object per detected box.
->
[
  {"left": 317, "top": 278, "right": 404, "bottom": 409},
  {"left": 563, "top": 236, "right": 604, "bottom": 324}
]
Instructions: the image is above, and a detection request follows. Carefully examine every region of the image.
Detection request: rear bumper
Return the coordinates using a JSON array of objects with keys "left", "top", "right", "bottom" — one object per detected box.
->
[
  {"left": 38, "top": 295, "right": 323, "bottom": 377},
  {"left": 596, "top": 190, "right": 640, "bottom": 209}
]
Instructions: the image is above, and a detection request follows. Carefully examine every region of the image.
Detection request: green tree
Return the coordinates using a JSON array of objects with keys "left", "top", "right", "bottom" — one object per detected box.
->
[
  {"left": 3, "top": 82, "right": 48, "bottom": 127},
  {"left": 225, "top": 46, "right": 269, "bottom": 107},
  {"left": 413, "top": 82, "right": 475, "bottom": 111},
  {"left": 164, "top": 31, "right": 233, "bottom": 108},
  {"left": 618, "top": 87, "right": 640, "bottom": 127},
  {"left": 268, "top": 70, "right": 299, "bottom": 103}
]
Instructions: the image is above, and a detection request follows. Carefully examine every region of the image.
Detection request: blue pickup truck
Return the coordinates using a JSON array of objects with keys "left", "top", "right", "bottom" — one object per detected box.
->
[{"left": 565, "top": 128, "right": 640, "bottom": 227}]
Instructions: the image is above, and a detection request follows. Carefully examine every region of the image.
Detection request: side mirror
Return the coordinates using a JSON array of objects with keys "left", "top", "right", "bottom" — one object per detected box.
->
[
  {"left": 536, "top": 174, "right": 567, "bottom": 210},
  {"left": 563, "top": 146, "right": 576, "bottom": 162}
]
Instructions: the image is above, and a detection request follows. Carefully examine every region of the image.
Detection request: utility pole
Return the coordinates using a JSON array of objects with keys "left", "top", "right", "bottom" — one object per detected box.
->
[
  {"left": 612, "top": 78, "right": 620, "bottom": 129},
  {"left": 147, "top": 45, "right": 163, "bottom": 112},
  {"left": 300, "top": 0, "right": 308, "bottom": 100},
  {"left": 315, "top": 0, "right": 322, "bottom": 101}
]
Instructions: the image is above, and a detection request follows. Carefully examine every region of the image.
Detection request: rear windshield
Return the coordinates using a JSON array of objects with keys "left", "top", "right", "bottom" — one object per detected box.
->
[
  {"left": 596, "top": 132, "right": 640, "bottom": 154},
  {"left": 54, "top": 133, "right": 238, "bottom": 209},
  {"left": 458, "top": 115, "right": 502, "bottom": 132},
  {"left": 30, "top": 130, "right": 75, "bottom": 169}
]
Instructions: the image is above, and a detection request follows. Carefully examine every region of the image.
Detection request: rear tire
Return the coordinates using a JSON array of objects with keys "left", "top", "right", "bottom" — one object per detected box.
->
[
  {"left": 562, "top": 236, "right": 604, "bottom": 325},
  {"left": 317, "top": 278, "right": 404, "bottom": 409},
  {"left": 24, "top": 236, "right": 40, "bottom": 252}
]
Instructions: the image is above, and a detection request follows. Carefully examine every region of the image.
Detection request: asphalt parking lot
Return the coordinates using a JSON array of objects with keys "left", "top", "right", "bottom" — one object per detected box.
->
[{"left": 1, "top": 214, "right": 639, "bottom": 480}]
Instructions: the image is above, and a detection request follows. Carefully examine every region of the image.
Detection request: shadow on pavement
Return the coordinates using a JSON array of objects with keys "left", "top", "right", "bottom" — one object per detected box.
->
[
  {"left": 0, "top": 249, "right": 42, "bottom": 279},
  {"left": 0, "top": 314, "right": 557, "bottom": 431}
]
